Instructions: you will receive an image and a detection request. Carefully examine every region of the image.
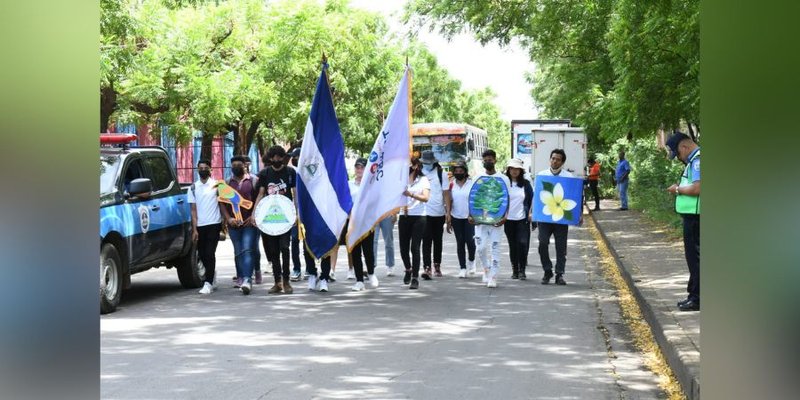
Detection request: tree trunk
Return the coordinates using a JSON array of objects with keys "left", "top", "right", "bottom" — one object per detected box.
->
[
  {"left": 200, "top": 131, "right": 215, "bottom": 165},
  {"left": 101, "top": 85, "right": 117, "bottom": 132},
  {"left": 685, "top": 119, "right": 697, "bottom": 142}
]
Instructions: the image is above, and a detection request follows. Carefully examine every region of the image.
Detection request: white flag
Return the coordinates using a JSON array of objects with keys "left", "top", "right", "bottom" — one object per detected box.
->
[{"left": 346, "top": 67, "right": 412, "bottom": 251}]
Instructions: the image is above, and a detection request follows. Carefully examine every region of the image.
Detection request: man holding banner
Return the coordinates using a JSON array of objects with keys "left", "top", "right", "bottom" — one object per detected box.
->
[
  {"left": 346, "top": 67, "right": 412, "bottom": 270},
  {"left": 532, "top": 149, "right": 584, "bottom": 286}
]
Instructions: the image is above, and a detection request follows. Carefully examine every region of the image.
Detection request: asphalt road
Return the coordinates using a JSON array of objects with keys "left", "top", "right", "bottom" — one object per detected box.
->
[{"left": 101, "top": 222, "right": 664, "bottom": 400}]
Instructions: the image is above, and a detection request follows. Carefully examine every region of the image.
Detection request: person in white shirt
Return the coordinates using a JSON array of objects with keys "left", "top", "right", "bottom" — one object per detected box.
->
[
  {"left": 445, "top": 160, "right": 476, "bottom": 278},
  {"left": 348, "top": 158, "right": 380, "bottom": 291},
  {"left": 469, "top": 149, "right": 511, "bottom": 288},
  {"left": 419, "top": 150, "right": 450, "bottom": 279},
  {"left": 503, "top": 158, "right": 534, "bottom": 280},
  {"left": 187, "top": 159, "right": 224, "bottom": 295},
  {"left": 535, "top": 149, "right": 583, "bottom": 285},
  {"left": 399, "top": 157, "right": 430, "bottom": 290}
]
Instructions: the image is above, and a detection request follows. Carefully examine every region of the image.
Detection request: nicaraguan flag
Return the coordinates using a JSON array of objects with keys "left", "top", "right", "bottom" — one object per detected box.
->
[
  {"left": 532, "top": 175, "right": 584, "bottom": 225},
  {"left": 346, "top": 67, "right": 412, "bottom": 251},
  {"left": 296, "top": 62, "right": 353, "bottom": 259}
]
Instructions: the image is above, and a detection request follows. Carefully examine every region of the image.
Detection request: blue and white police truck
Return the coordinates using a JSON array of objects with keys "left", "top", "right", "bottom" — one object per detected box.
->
[{"left": 100, "top": 134, "right": 204, "bottom": 314}]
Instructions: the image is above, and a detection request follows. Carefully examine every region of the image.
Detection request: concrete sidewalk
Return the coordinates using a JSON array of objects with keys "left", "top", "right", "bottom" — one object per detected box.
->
[{"left": 589, "top": 199, "right": 700, "bottom": 400}]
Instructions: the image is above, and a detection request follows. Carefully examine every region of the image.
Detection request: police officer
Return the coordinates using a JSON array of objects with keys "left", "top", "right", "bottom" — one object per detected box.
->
[{"left": 665, "top": 132, "right": 701, "bottom": 311}]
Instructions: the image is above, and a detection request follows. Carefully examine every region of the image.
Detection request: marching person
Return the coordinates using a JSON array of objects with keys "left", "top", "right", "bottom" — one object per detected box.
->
[
  {"left": 419, "top": 150, "right": 449, "bottom": 279},
  {"left": 349, "top": 157, "right": 379, "bottom": 291},
  {"left": 373, "top": 214, "right": 396, "bottom": 277},
  {"left": 286, "top": 147, "right": 311, "bottom": 283},
  {"left": 504, "top": 158, "right": 533, "bottom": 280},
  {"left": 188, "top": 159, "right": 223, "bottom": 295},
  {"left": 536, "top": 149, "right": 583, "bottom": 285},
  {"left": 445, "top": 160, "right": 476, "bottom": 278},
  {"left": 469, "top": 149, "right": 511, "bottom": 288},
  {"left": 587, "top": 156, "right": 601, "bottom": 211},
  {"left": 665, "top": 131, "right": 701, "bottom": 311},
  {"left": 399, "top": 157, "right": 430, "bottom": 290},
  {"left": 221, "top": 155, "right": 259, "bottom": 295},
  {"left": 254, "top": 146, "right": 296, "bottom": 295}
]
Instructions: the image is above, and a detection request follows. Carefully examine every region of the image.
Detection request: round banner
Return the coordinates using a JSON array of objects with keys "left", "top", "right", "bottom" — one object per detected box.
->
[
  {"left": 253, "top": 194, "right": 297, "bottom": 236},
  {"left": 468, "top": 175, "right": 509, "bottom": 225}
]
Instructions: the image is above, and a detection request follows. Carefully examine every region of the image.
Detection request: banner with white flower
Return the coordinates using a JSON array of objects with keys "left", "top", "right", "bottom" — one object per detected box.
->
[{"left": 532, "top": 176, "right": 584, "bottom": 225}]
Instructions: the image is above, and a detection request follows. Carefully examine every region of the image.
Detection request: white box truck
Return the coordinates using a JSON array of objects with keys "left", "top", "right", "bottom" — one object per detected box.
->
[{"left": 511, "top": 119, "right": 587, "bottom": 178}]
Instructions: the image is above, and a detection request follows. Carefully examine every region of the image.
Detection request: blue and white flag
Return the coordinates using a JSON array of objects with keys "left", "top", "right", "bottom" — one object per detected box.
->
[
  {"left": 296, "top": 62, "right": 353, "bottom": 259},
  {"left": 346, "top": 67, "right": 412, "bottom": 251}
]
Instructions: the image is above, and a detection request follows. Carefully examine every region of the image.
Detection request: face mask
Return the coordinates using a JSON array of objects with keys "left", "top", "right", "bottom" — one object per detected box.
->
[
  {"left": 198, "top": 170, "right": 210, "bottom": 179},
  {"left": 483, "top": 161, "right": 495, "bottom": 170},
  {"left": 271, "top": 160, "right": 284, "bottom": 169},
  {"left": 453, "top": 173, "right": 466, "bottom": 181},
  {"left": 232, "top": 166, "right": 244, "bottom": 177}
]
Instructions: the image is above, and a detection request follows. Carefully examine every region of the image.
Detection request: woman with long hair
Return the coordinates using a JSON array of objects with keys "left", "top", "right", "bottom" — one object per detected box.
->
[
  {"left": 503, "top": 158, "right": 534, "bottom": 280},
  {"left": 445, "top": 160, "right": 477, "bottom": 278},
  {"left": 398, "top": 157, "right": 430, "bottom": 289}
]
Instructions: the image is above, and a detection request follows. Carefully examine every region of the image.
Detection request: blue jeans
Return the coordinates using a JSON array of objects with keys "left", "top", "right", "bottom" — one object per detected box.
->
[
  {"left": 229, "top": 226, "right": 259, "bottom": 281},
  {"left": 373, "top": 216, "right": 395, "bottom": 267},
  {"left": 618, "top": 180, "right": 629, "bottom": 209}
]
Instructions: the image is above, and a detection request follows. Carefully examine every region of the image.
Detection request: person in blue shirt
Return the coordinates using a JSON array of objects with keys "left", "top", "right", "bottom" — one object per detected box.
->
[{"left": 615, "top": 151, "right": 632, "bottom": 210}]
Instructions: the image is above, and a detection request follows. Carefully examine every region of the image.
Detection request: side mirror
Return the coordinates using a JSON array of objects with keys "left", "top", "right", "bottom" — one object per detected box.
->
[
  {"left": 128, "top": 178, "right": 153, "bottom": 197},
  {"left": 467, "top": 138, "right": 475, "bottom": 151}
]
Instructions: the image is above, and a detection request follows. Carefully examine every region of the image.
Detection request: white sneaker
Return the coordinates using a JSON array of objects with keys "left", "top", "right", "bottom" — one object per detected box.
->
[
  {"left": 467, "top": 260, "right": 476, "bottom": 275},
  {"left": 240, "top": 279, "right": 252, "bottom": 295},
  {"left": 458, "top": 269, "right": 467, "bottom": 279},
  {"left": 308, "top": 275, "right": 317, "bottom": 291},
  {"left": 319, "top": 279, "right": 329, "bottom": 292},
  {"left": 351, "top": 281, "right": 365, "bottom": 291},
  {"left": 487, "top": 277, "right": 497, "bottom": 288},
  {"left": 329, "top": 271, "right": 336, "bottom": 281},
  {"left": 386, "top": 267, "right": 395, "bottom": 277},
  {"left": 482, "top": 269, "right": 489, "bottom": 283},
  {"left": 198, "top": 282, "right": 212, "bottom": 294},
  {"left": 346, "top": 269, "right": 355, "bottom": 280},
  {"left": 368, "top": 274, "right": 379, "bottom": 288}
]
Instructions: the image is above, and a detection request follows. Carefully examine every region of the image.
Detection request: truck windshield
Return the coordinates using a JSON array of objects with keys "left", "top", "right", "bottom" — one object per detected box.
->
[
  {"left": 412, "top": 134, "right": 467, "bottom": 164},
  {"left": 100, "top": 156, "right": 121, "bottom": 195}
]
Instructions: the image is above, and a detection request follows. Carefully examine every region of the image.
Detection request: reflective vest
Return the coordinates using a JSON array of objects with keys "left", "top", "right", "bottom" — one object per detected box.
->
[{"left": 675, "top": 149, "right": 700, "bottom": 215}]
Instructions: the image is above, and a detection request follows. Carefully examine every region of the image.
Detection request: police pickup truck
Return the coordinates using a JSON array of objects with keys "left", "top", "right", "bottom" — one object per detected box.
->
[{"left": 100, "top": 133, "right": 204, "bottom": 313}]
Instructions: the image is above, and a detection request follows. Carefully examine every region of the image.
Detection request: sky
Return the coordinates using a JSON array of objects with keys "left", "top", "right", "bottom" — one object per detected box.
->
[{"left": 347, "top": 0, "right": 539, "bottom": 122}]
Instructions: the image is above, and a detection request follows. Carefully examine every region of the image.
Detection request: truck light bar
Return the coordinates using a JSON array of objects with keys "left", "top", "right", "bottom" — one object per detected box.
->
[{"left": 100, "top": 133, "right": 138, "bottom": 145}]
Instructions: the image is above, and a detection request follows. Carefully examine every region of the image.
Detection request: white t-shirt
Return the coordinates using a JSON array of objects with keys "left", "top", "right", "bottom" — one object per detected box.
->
[
  {"left": 405, "top": 175, "right": 431, "bottom": 216},
  {"left": 349, "top": 178, "right": 362, "bottom": 202},
  {"left": 187, "top": 178, "right": 222, "bottom": 227},
  {"left": 507, "top": 183, "right": 527, "bottom": 221},
  {"left": 421, "top": 165, "right": 448, "bottom": 217},
  {"left": 449, "top": 177, "right": 473, "bottom": 219}
]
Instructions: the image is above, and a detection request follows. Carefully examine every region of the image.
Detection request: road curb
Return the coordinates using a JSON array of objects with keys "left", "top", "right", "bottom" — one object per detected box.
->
[{"left": 589, "top": 210, "right": 700, "bottom": 400}]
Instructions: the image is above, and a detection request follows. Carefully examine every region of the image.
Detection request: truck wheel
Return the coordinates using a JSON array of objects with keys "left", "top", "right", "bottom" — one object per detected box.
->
[
  {"left": 100, "top": 243, "right": 123, "bottom": 314},
  {"left": 176, "top": 241, "right": 205, "bottom": 288}
]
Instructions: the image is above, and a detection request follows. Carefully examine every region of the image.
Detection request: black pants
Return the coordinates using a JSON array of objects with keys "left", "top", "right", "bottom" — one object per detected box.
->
[
  {"left": 504, "top": 219, "right": 531, "bottom": 269},
  {"left": 538, "top": 222, "right": 569, "bottom": 275},
  {"left": 399, "top": 215, "right": 426, "bottom": 277},
  {"left": 682, "top": 214, "right": 700, "bottom": 302},
  {"left": 589, "top": 180, "right": 600, "bottom": 209},
  {"left": 291, "top": 225, "right": 314, "bottom": 274},
  {"left": 308, "top": 255, "right": 331, "bottom": 281},
  {"left": 262, "top": 232, "right": 291, "bottom": 282},
  {"left": 451, "top": 217, "right": 476, "bottom": 268},
  {"left": 352, "top": 231, "right": 376, "bottom": 282},
  {"left": 197, "top": 223, "right": 222, "bottom": 284},
  {"left": 423, "top": 215, "right": 445, "bottom": 267}
]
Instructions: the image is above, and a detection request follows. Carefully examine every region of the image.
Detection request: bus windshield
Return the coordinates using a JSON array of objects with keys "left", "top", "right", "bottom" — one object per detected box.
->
[{"left": 412, "top": 134, "right": 467, "bottom": 165}]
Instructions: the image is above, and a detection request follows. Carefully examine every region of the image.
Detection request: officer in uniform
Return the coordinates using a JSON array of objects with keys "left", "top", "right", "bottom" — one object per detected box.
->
[{"left": 665, "top": 132, "right": 701, "bottom": 311}]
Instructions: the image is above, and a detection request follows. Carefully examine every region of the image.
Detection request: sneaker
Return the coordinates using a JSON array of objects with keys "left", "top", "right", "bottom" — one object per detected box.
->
[
  {"left": 233, "top": 277, "right": 243, "bottom": 288},
  {"left": 482, "top": 269, "right": 490, "bottom": 283},
  {"left": 351, "top": 281, "right": 365, "bottom": 291},
  {"left": 368, "top": 274, "right": 380, "bottom": 288},
  {"left": 487, "top": 277, "right": 497, "bottom": 288},
  {"left": 241, "top": 279, "right": 252, "bottom": 295},
  {"left": 290, "top": 270, "right": 301, "bottom": 282},
  {"left": 434, "top": 264, "right": 443, "bottom": 277},
  {"left": 254, "top": 270, "right": 263, "bottom": 285},
  {"left": 467, "top": 260, "right": 476, "bottom": 275},
  {"left": 421, "top": 267, "right": 432, "bottom": 280},
  {"left": 519, "top": 270, "right": 527, "bottom": 280},
  {"left": 329, "top": 271, "right": 336, "bottom": 282},
  {"left": 458, "top": 269, "right": 467, "bottom": 279},
  {"left": 386, "top": 267, "right": 395, "bottom": 277},
  {"left": 318, "top": 279, "right": 329, "bottom": 292},
  {"left": 198, "top": 282, "right": 213, "bottom": 294},
  {"left": 346, "top": 269, "right": 355, "bottom": 280},
  {"left": 403, "top": 270, "right": 412, "bottom": 285},
  {"left": 268, "top": 282, "right": 283, "bottom": 294},
  {"left": 541, "top": 270, "right": 554, "bottom": 285},
  {"left": 555, "top": 274, "right": 566, "bottom": 285},
  {"left": 283, "top": 280, "right": 294, "bottom": 294},
  {"left": 308, "top": 275, "right": 318, "bottom": 291},
  {"left": 409, "top": 278, "right": 419, "bottom": 290}
]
